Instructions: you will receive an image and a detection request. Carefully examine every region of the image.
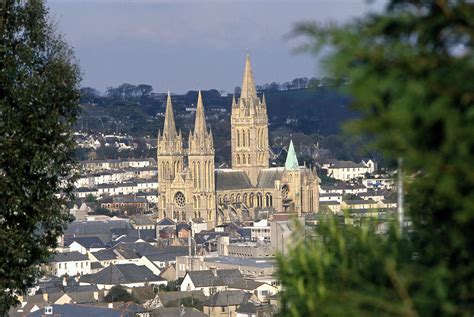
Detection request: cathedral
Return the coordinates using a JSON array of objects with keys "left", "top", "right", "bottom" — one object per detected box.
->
[{"left": 157, "top": 55, "right": 319, "bottom": 227}]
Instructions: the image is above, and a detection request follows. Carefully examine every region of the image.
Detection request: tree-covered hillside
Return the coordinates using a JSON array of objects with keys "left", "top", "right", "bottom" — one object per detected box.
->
[{"left": 76, "top": 81, "right": 372, "bottom": 164}]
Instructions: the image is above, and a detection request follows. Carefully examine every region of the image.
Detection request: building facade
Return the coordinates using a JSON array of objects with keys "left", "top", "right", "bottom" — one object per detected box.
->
[{"left": 157, "top": 55, "right": 319, "bottom": 227}]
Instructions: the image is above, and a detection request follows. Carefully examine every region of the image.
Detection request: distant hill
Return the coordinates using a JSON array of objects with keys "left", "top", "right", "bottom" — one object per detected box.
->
[
  {"left": 265, "top": 87, "right": 356, "bottom": 135},
  {"left": 76, "top": 84, "right": 375, "bottom": 164}
]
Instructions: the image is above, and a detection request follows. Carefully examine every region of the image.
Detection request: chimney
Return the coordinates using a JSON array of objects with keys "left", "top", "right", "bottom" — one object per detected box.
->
[{"left": 210, "top": 267, "right": 217, "bottom": 277}]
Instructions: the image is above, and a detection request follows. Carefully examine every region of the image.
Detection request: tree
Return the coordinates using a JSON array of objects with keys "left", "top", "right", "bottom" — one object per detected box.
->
[
  {"left": 104, "top": 285, "right": 137, "bottom": 303},
  {"left": 80, "top": 87, "right": 100, "bottom": 104},
  {"left": 136, "top": 84, "right": 153, "bottom": 97},
  {"left": 279, "top": 1, "right": 474, "bottom": 316},
  {"left": 0, "top": 0, "right": 80, "bottom": 314}
]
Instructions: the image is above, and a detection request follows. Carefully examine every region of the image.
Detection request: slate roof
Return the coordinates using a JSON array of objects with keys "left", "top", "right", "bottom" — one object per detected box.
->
[
  {"left": 176, "top": 223, "right": 191, "bottom": 232},
  {"left": 149, "top": 307, "right": 208, "bottom": 317},
  {"left": 204, "top": 290, "right": 251, "bottom": 306},
  {"left": 67, "top": 290, "right": 97, "bottom": 304},
  {"left": 345, "top": 199, "right": 376, "bottom": 205},
  {"left": 64, "top": 236, "right": 105, "bottom": 249},
  {"left": 157, "top": 218, "right": 176, "bottom": 226},
  {"left": 256, "top": 167, "right": 284, "bottom": 188},
  {"left": 216, "top": 269, "right": 264, "bottom": 290},
  {"left": 156, "top": 291, "right": 207, "bottom": 307},
  {"left": 90, "top": 262, "right": 104, "bottom": 270},
  {"left": 26, "top": 304, "right": 132, "bottom": 317},
  {"left": 329, "top": 160, "right": 364, "bottom": 168},
  {"left": 92, "top": 249, "right": 118, "bottom": 261},
  {"left": 52, "top": 252, "right": 89, "bottom": 263},
  {"left": 186, "top": 270, "right": 225, "bottom": 287},
  {"left": 127, "top": 228, "right": 157, "bottom": 242},
  {"left": 80, "top": 264, "right": 164, "bottom": 285},
  {"left": 131, "top": 215, "right": 155, "bottom": 226},
  {"left": 113, "top": 242, "right": 161, "bottom": 258},
  {"left": 215, "top": 169, "right": 253, "bottom": 190},
  {"left": 66, "top": 220, "right": 131, "bottom": 236},
  {"left": 236, "top": 301, "right": 258, "bottom": 314},
  {"left": 216, "top": 269, "right": 243, "bottom": 285}
]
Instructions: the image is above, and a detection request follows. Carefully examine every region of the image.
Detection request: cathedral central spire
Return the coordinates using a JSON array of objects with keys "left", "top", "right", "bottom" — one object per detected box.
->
[
  {"left": 240, "top": 54, "right": 257, "bottom": 100},
  {"left": 193, "top": 90, "right": 207, "bottom": 138},
  {"left": 163, "top": 92, "right": 177, "bottom": 139}
]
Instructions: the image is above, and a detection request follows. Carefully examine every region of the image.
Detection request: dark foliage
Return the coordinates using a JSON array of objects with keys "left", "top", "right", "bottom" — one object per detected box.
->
[
  {"left": 279, "top": 1, "right": 474, "bottom": 316},
  {"left": 0, "top": 0, "right": 80, "bottom": 313}
]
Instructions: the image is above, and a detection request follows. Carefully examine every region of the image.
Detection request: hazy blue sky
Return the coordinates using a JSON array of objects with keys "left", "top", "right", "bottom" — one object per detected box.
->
[{"left": 48, "top": 0, "right": 384, "bottom": 93}]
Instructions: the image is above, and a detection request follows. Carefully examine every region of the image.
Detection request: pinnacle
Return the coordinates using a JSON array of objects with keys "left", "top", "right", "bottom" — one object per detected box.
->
[
  {"left": 240, "top": 54, "right": 257, "bottom": 100},
  {"left": 193, "top": 90, "right": 207, "bottom": 138},
  {"left": 285, "top": 140, "right": 300, "bottom": 171},
  {"left": 163, "top": 91, "right": 177, "bottom": 138}
]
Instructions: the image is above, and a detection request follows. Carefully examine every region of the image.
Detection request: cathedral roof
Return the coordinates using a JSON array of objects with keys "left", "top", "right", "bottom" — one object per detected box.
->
[
  {"left": 256, "top": 167, "right": 285, "bottom": 188},
  {"left": 285, "top": 140, "right": 299, "bottom": 171},
  {"left": 215, "top": 169, "right": 253, "bottom": 190}
]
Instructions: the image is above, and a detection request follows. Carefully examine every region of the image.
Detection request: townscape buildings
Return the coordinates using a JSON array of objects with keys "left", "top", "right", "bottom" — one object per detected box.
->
[{"left": 11, "top": 55, "right": 398, "bottom": 317}]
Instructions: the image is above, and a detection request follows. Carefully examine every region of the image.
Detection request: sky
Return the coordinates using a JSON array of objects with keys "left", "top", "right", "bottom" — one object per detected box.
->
[{"left": 47, "top": 0, "right": 384, "bottom": 94}]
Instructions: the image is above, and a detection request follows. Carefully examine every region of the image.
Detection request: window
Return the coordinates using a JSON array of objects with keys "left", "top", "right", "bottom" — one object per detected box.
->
[{"left": 174, "top": 192, "right": 186, "bottom": 208}]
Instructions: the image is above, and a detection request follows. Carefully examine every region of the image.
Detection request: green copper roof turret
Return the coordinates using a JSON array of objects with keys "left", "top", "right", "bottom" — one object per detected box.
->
[{"left": 285, "top": 140, "right": 299, "bottom": 171}]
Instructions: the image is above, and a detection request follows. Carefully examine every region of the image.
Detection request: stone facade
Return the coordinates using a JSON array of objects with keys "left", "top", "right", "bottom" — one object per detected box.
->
[{"left": 157, "top": 55, "right": 319, "bottom": 227}]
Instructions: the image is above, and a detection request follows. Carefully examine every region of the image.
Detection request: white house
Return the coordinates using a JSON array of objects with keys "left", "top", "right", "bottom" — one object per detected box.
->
[
  {"left": 180, "top": 270, "right": 227, "bottom": 296},
  {"left": 46, "top": 252, "right": 91, "bottom": 277}
]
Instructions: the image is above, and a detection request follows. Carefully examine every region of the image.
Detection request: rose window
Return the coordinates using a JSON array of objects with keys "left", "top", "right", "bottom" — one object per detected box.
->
[{"left": 174, "top": 192, "right": 186, "bottom": 208}]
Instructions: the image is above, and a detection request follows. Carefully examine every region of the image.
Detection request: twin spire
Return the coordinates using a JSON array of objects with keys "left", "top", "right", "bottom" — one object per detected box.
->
[
  {"left": 161, "top": 90, "right": 210, "bottom": 141},
  {"left": 162, "top": 92, "right": 177, "bottom": 139},
  {"left": 193, "top": 90, "right": 209, "bottom": 138}
]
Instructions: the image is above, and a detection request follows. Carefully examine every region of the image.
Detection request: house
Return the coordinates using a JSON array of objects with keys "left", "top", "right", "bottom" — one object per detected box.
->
[
  {"left": 64, "top": 236, "right": 105, "bottom": 254},
  {"left": 69, "top": 203, "right": 94, "bottom": 221},
  {"left": 216, "top": 269, "right": 278, "bottom": 302},
  {"left": 158, "top": 226, "right": 176, "bottom": 239},
  {"left": 156, "top": 218, "right": 176, "bottom": 232},
  {"left": 159, "top": 265, "right": 177, "bottom": 282},
  {"left": 45, "top": 252, "right": 91, "bottom": 277},
  {"left": 243, "top": 219, "right": 270, "bottom": 242},
  {"left": 143, "top": 246, "right": 188, "bottom": 268},
  {"left": 149, "top": 290, "right": 207, "bottom": 309},
  {"left": 26, "top": 303, "right": 135, "bottom": 317},
  {"left": 203, "top": 290, "right": 253, "bottom": 317},
  {"left": 189, "top": 218, "right": 208, "bottom": 235},
  {"left": 79, "top": 263, "right": 167, "bottom": 289},
  {"left": 180, "top": 270, "right": 227, "bottom": 296},
  {"left": 236, "top": 302, "right": 273, "bottom": 317},
  {"left": 148, "top": 307, "right": 208, "bottom": 317},
  {"left": 321, "top": 159, "right": 375, "bottom": 181},
  {"left": 177, "top": 223, "right": 191, "bottom": 238},
  {"left": 176, "top": 256, "right": 276, "bottom": 279},
  {"left": 131, "top": 214, "right": 156, "bottom": 230}
]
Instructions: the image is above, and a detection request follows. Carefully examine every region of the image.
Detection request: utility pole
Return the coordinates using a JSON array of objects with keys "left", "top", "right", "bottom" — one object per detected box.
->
[{"left": 397, "top": 157, "right": 404, "bottom": 232}]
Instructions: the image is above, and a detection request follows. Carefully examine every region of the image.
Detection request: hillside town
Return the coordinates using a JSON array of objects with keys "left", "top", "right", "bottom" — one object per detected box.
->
[{"left": 9, "top": 55, "right": 399, "bottom": 317}]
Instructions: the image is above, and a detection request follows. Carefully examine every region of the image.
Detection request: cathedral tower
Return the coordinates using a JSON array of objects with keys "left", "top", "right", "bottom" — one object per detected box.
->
[
  {"left": 231, "top": 54, "right": 269, "bottom": 185},
  {"left": 188, "top": 91, "right": 216, "bottom": 223},
  {"left": 157, "top": 92, "right": 184, "bottom": 213}
]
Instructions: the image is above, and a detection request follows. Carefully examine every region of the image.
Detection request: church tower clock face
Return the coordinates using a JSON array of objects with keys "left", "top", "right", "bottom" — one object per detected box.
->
[{"left": 174, "top": 192, "right": 186, "bottom": 208}]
